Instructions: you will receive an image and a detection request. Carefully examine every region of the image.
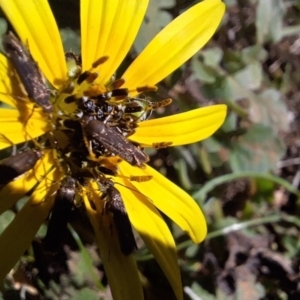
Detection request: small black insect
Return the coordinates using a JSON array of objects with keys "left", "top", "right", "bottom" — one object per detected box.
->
[
  {"left": 0, "top": 149, "right": 41, "bottom": 185},
  {"left": 2, "top": 32, "right": 52, "bottom": 113},
  {"left": 81, "top": 116, "right": 149, "bottom": 167},
  {"left": 102, "top": 180, "right": 137, "bottom": 255}
]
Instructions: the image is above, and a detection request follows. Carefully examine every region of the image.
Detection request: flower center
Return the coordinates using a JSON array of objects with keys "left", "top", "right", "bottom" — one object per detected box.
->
[{"left": 37, "top": 54, "right": 171, "bottom": 184}]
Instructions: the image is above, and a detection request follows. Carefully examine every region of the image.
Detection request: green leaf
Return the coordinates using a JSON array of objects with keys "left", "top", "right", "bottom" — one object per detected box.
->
[
  {"left": 201, "top": 47, "right": 224, "bottom": 68},
  {"left": 218, "top": 72, "right": 289, "bottom": 132},
  {"left": 68, "top": 225, "right": 104, "bottom": 290},
  {"left": 134, "top": 0, "right": 175, "bottom": 53},
  {"left": 60, "top": 28, "right": 80, "bottom": 54},
  {"left": 0, "top": 210, "right": 15, "bottom": 234},
  {"left": 230, "top": 124, "right": 285, "bottom": 172},
  {"left": 250, "top": 89, "right": 289, "bottom": 133},
  {"left": 281, "top": 24, "right": 300, "bottom": 38},
  {"left": 241, "top": 45, "right": 268, "bottom": 63},
  {"left": 256, "top": 0, "right": 285, "bottom": 44},
  {"left": 191, "top": 58, "right": 217, "bottom": 83},
  {"left": 72, "top": 288, "right": 102, "bottom": 300},
  {"left": 233, "top": 62, "right": 262, "bottom": 90},
  {"left": 0, "top": 17, "right": 7, "bottom": 52},
  {"left": 193, "top": 172, "right": 299, "bottom": 203},
  {"left": 191, "top": 48, "right": 224, "bottom": 84},
  {"left": 215, "top": 68, "right": 262, "bottom": 103}
]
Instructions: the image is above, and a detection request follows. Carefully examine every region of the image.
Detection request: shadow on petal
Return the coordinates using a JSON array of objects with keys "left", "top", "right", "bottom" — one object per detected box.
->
[
  {"left": 115, "top": 177, "right": 183, "bottom": 300},
  {"left": 0, "top": 150, "right": 54, "bottom": 214},
  {"left": 0, "top": 167, "right": 63, "bottom": 281},
  {"left": 82, "top": 181, "right": 143, "bottom": 300}
]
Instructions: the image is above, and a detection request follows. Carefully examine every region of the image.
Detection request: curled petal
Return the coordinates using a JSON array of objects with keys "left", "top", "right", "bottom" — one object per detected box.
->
[
  {"left": 119, "top": 161, "right": 207, "bottom": 243},
  {"left": 123, "top": 0, "right": 225, "bottom": 88},
  {"left": 130, "top": 104, "right": 227, "bottom": 147},
  {"left": 82, "top": 181, "right": 143, "bottom": 300},
  {"left": 115, "top": 177, "right": 183, "bottom": 300},
  {"left": 81, "top": 0, "right": 148, "bottom": 83},
  {"left": 0, "top": 167, "right": 63, "bottom": 282},
  {"left": 0, "top": 0, "right": 68, "bottom": 87}
]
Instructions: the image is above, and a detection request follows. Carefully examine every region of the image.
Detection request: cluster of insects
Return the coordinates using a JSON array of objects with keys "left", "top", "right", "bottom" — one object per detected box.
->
[{"left": 0, "top": 32, "right": 172, "bottom": 257}]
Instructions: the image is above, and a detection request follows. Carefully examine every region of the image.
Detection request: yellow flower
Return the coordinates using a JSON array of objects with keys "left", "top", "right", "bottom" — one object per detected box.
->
[{"left": 0, "top": 0, "right": 226, "bottom": 299}]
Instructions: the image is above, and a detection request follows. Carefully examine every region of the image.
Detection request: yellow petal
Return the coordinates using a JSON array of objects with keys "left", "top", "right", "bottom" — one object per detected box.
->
[
  {"left": 81, "top": 0, "right": 148, "bottom": 84},
  {"left": 130, "top": 104, "right": 226, "bottom": 147},
  {"left": 119, "top": 161, "right": 207, "bottom": 243},
  {"left": 82, "top": 181, "right": 143, "bottom": 300},
  {"left": 0, "top": 108, "right": 51, "bottom": 149},
  {"left": 0, "top": 53, "right": 28, "bottom": 108},
  {"left": 123, "top": 0, "right": 225, "bottom": 88},
  {"left": 0, "top": 0, "right": 68, "bottom": 87},
  {"left": 115, "top": 177, "right": 183, "bottom": 300},
  {"left": 0, "top": 150, "right": 54, "bottom": 215},
  {"left": 0, "top": 167, "right": 63, "bottom": 282}
]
